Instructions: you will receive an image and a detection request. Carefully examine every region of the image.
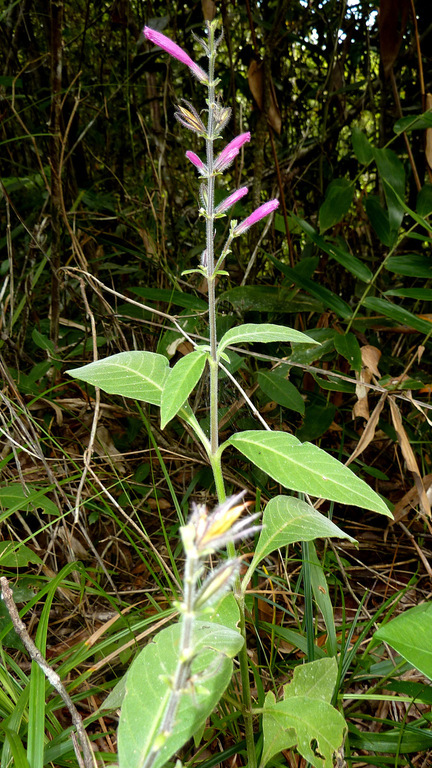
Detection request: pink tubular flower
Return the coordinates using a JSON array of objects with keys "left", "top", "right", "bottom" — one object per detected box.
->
[
  {"left": 214, "top": 132, "right": 251, "bottom": 172},
  {"left": 215, "top": 186, "right": 248, "bottom": 214},
  {"left": 143, "top": 26, "right": 207, "bottom": 83},
  {"left": 233, "top": 199, "right": 280, "bottom": 235},
  {"left": 186, "top": 150, "right": 207, "bottom": 174}
]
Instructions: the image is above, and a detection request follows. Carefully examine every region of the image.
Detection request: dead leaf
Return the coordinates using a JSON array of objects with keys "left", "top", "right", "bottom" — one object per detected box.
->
[
  {"left": 348, "top": 393, "right": 387, "bottom": 465},
  {"left": 201, "top": 0, "right": 216, "bottom": 21},
  {"left": 353, "top": 345, "right": 381, "bottom": 420},
  {"left": 361, "top": 345, "right": 381, "bottom": 376},
  {"left": 248, "top": 59, "right": 282, "bottom": 134},
  {"left": 391, "top": 473, "right": 432, "bottom": 524},
  {"left": 389, "top": 397, "right": 431, "bottom": 517},
  {"left": 83, "top": 425, "right": 127, "bottom": 474},
  {"left": 139, "top": 228, "right": 157, "bottom": 258},
  {"left": 378, "top": 0, "right": 410, "bottom": 78}
]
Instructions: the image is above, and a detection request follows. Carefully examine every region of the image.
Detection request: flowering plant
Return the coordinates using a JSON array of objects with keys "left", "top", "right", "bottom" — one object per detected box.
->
[{"left": 67, "top": 18, "right": 391, "bottom": 768}]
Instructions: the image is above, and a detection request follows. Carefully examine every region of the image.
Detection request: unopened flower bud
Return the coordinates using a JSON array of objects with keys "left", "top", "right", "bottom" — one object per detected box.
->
[
  {"left": 194, "top": 560, "right": 239, "bottom": 609},
  {"left": 215, "top": 187, "right": 248, "bottom": 214},
  {"left": 186, "top": 151, "right": 207, "bottom": 175},
  {"left": 233, "top": 199, "right": 279, "bottom": 236},
  {"left": 144, "top": 26, "right": 208, "bottom": 83},
  {"left": 214, "top": 132, "right": 251, "bottom": 172}
]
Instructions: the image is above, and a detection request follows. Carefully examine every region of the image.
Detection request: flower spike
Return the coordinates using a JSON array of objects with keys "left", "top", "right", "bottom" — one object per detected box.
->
[
  {"left": 233, "top": 199, "right": 279, "bottom": 235},
  {"left": 144, "top": 26, "right": 208, "bottom": 83}
]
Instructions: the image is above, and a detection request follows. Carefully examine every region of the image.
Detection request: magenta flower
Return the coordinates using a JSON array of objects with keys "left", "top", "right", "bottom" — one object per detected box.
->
[
  {"left": 214, "top": 132, "right": 251, "bottom": 172},
  {"left": 186, "top": 151, "right": 207, "bottom": 174},
  {"left": 215, "top": 187, "right": 248, "bottom": 214},
  {"left": 233, "top": 199, "right": 280, "bottom": 235},
  {"left": 144, "top": 26, "right": 207, "bottom": 83}
]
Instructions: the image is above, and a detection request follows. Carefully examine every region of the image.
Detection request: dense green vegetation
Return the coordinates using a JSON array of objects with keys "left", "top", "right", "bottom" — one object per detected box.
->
[{"left": 0, "top": 1, "right": 431, "bottom": 766}]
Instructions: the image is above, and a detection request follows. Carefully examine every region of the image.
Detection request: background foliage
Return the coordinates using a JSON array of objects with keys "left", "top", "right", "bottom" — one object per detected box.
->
[{"left": 1, "top": 0, "right": 431, "bottom": 766}]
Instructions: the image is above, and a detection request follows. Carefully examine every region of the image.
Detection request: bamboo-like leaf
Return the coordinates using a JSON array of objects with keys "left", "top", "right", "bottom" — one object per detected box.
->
[
  {"left": 225, "top": 431, "right": 391, "bottom": 516},
  {"left": 257, "top": 370, "right": 305, "bottom": 414},
  {"left": 66, "top": 351, "right": 169, "bottom": 406},
  {"left": 319, "top": 178, "right": 354, "bottom": 233},
  {"left": 364, "top": 297, "right": 432, "bottom": 335}
]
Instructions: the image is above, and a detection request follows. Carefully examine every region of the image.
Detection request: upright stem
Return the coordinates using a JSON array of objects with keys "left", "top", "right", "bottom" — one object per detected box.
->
[
  {"left": 205, "top": 24, "right": 219, "bottom": 459},
  {"left": 204, "top": 24, "right": 257, "bottom": 768}
]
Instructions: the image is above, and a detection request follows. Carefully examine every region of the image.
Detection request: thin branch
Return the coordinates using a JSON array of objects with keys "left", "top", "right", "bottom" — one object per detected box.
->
[{"left": 0, "top": 577, "right": 94, "bottom": 768}]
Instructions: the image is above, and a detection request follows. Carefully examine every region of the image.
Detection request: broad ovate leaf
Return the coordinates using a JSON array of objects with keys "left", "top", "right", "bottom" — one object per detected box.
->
[
  {"left": 217, "top": 323, "right": 315, "bottom": 357},
  {"left": 261, "top": 658, "right": 345, "bottom": 768},
  {"left": 261, "top": 657, "right": 346, "bottom": 768},
  {"left": 225, "top": 431, "right": 391, "bottom": 516},
  {"left": 283, "top": 657, "right": 338, "bottom": 703},
  {"left": 374, "top": 602, "right": 432, "bottom": 680},
  {"left": 66, "top": 351, "right": 169, "bottom": 406},
  {"left": 118, "top": 621, "right": 243, "bottom": 768},
  {"left": 161, "top": 350, "right": 207, "bottom": 428},
  {"left": 249, "top": 496, "right": 355, "bottom": 575}
]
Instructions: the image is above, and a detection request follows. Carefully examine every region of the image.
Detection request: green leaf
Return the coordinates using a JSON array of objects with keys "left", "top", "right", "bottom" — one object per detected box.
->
[
  {"left": 257, "top": 370, "right": 305, "bottom": 415},
  {"left": 66, "top": 351, "right": 169, "bottom": 406},
  {"left": 307, "top": 543, "right": 337, "bottom": 657},
  {"left": 261, "top": 691, "right": 296, "bottom": 766},
  {"left": 161, "top": 350, "right": 207, "bottom": 428},
  {"left": 31, "top": 329, "right": 55, "bottom": 354},
  {"left": 351, "top": 127, "right": 374, "bottom": 164},
  {"left": 393, "top": 112, "right": 432, "bottom": 133},
  {"left": 218, "top": 285, "right": 322, "bottom": 314},
  {"left": 319, "top": 178, "right": 354, "bottom": 233},
  {"left": 217, "top": 323, "right": 315, "bottom": 357},
  {"left": 364, "top": 196, "right": 394, "bottom": 246},
  {"left": 261, "top": 658, "right": 347, "bottom": 768},
  {"left": 284, "top": 657, "right": 338, "bottom": 702},
  {"left": 386, "top": 254, "right": 432, "bottom": 278},
  {"left": 363, "top": 297, "right": 432, "bottom": 335},
  {"left": 267, "top": 254, "right": 352, "bottom": 319},
  {"left": 130, "top": 287, "right": 208, "bottom": 312},
  {"left": 0, "top": 542, "right": 42, "bottom": 568},
  {"left": 374, "top": 602, "right": 432, "bottom": 680},
  {"left": 289, "top": 337, "right": 335, "bottom": 366},
  {"left": 0, "top": 484, "right": 59, "bottom": 519},
  {"left": 373, "top": 147, "right": 405, "bottom": 233},
  {"left": 334, "top": 332, "right": 362, "bottom": 372},
  {"left": 293, "top": 216, "right": 372, "bottom": 282},
  {"left": 118, "top": 621, "right": 243, "bottom": 768},
  {"left": 249, "top": 496, "right": 355, "bottom": 573},
  {"left": 225, "top": 431, "right": 391, "bottom": 515},
  {"left": 384, "top": 288, "right": 432, "bottom": 300},
  {"left": 296, "top": 404, "right": 336, "bottom": 442},
  {"left": 416, "top": 183, "right": 432, "bottom": 217}
]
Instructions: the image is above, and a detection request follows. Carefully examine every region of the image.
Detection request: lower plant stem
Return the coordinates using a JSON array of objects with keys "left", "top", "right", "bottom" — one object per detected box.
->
[
  {"left": 209, "top": 448, "right": 256, "bottom": 767},
  {"left": 236, "top": 590, "right": 257, "bottom": 768}
]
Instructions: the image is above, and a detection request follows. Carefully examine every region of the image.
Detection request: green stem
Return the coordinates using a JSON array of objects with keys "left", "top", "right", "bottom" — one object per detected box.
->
[{"left": 236, "top": 591, "right": 258, "bottom": 768}]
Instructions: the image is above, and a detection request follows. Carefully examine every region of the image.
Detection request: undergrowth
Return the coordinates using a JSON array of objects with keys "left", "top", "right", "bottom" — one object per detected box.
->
[{"left": 0, "top": 2, "right": 431, "bottom": 767}]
